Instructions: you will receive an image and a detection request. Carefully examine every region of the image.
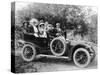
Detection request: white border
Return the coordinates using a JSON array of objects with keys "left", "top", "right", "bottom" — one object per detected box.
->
[{"left": 0, "top": 0, "right": 99, "bottom": 75}]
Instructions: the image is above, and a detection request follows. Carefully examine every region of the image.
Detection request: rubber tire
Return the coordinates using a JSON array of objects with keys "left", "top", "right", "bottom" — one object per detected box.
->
[
  {"left": 50, "top": 36, "right": 66, "bottom": 56},
  {"left": 73, "top": 48, "right": 91, "bottom": 68},
  {"left": 21, "top": 44, "right": 36, "bottom": 62}
]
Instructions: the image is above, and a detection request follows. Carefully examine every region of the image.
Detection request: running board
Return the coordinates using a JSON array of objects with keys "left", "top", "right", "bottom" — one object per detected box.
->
[{"left": 36, "top": 54, "right": 69, "bottom": 59}]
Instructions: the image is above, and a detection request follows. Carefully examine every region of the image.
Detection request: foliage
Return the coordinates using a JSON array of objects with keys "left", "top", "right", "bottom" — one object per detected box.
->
[{"left": 14, "top": 3, "right": 97, "bottom": 43}]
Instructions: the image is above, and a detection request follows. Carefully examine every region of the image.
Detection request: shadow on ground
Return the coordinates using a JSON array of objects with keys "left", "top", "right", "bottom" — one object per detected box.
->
[{"left": 14, "top": 55, "right": 97, "bottom": 73}]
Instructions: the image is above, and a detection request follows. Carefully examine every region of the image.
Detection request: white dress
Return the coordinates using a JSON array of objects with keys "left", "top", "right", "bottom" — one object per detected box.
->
[{"left": 33, "top": 25, "right": 39, "bottom": 37}]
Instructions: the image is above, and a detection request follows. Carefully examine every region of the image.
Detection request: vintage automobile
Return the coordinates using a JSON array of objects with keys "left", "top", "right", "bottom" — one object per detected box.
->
[{"left": 17, "top": 27, "right": 96, "bottom": 68}]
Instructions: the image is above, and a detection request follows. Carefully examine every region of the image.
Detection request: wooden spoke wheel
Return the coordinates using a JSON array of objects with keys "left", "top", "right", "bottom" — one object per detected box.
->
[
  {"left": 73, "top": 48, "right": 91, "bottom": 68},
  {"left": 21, "top": 44, "right": 36, "bottom": 62}
]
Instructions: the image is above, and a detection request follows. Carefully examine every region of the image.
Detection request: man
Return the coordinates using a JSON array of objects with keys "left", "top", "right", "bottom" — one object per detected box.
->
[
  {"left": 55, "top": 23, "right": 62, "bottom": 36},
  {"left": 46, "top": 24, "right": 57, "bottom": 38}
]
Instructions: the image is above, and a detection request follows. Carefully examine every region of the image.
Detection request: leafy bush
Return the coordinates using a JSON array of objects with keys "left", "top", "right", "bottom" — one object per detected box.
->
[{"left": 13, "top": 3, "right": 97, "bottom": 43}]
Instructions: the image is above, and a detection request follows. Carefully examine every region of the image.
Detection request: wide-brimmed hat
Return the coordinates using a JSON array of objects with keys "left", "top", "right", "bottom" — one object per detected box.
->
[
  {"left": 39, "top": 23, "right": 45, "bottom": 27},
  {"left": 29, "top": 18, "right": 39, "bottom": 26}
]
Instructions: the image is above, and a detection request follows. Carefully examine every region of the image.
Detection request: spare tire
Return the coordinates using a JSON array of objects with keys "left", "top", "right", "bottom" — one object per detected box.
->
[{"left": 50, "top": 36, "right": 66, "bottom": 56}]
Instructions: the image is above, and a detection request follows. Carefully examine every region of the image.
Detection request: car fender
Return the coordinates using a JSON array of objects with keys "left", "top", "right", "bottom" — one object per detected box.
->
[{"left": 68, "top": 40, "right": 95, "bottom": 60}]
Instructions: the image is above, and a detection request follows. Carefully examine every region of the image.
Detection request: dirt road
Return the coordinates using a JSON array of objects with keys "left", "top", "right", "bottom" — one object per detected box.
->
[{"left": 15, "top": 54, "right": 97, "bottom": 73}]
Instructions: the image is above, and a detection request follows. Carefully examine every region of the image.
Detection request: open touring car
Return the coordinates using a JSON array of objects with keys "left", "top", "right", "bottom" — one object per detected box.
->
[{"left": 17, "top": 28, "right": 96, "bottom": 68}]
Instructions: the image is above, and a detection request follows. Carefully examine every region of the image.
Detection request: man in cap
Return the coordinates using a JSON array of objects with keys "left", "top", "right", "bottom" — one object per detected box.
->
[{"left": 55, "top": 23, "right": 62, "bottom": 36}]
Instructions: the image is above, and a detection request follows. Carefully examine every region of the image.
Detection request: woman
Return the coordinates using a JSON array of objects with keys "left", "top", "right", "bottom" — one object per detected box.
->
[
  {"left": 38, "top": 23, "right": 47, "bottom": 38},
  {"left": 22, "top": 22, "right": 29, "bottom": 33},
  {"left": 29, "top": 18, "right": 39, "bottom": 37}
]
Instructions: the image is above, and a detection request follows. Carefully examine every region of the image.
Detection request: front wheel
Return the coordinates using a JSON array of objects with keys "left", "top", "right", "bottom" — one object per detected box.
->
[
  {"left": 73, "top": 48, "right": 91, "bottom": 68},
  {"left": 21, "top": 44, "right": 36, "bottom": 62}
]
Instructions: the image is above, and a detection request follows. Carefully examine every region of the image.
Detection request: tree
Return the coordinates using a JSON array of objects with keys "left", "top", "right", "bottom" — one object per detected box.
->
[{"left": 15, "top": 3, "right": 97, "bottom": 43}]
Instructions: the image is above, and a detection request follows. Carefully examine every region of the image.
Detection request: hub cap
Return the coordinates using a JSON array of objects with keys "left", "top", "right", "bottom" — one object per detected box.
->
[
  {"left": 75, "top": 51, "right": 88, "bottom": 65},
  {"left": 23, "top": 46, "right": 34, "bottom": 59}
]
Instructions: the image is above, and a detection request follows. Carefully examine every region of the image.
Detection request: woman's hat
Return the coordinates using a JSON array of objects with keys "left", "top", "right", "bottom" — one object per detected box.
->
[{"left": 29, "top": 18, "right": 39, "bottom": 26}]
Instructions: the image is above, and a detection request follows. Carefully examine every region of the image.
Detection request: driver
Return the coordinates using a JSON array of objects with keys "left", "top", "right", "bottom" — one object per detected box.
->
[{"left": 55, "top": 23, "right": 62, "bottom": 36}]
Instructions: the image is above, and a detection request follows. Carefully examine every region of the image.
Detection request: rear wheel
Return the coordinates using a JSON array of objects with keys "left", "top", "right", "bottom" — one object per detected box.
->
[
  {"left": 21, "top": 44, "right": 36, "bottom": 62},
  {"left": 73, "top": 48, "right": 91, "bottom": 68}
]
